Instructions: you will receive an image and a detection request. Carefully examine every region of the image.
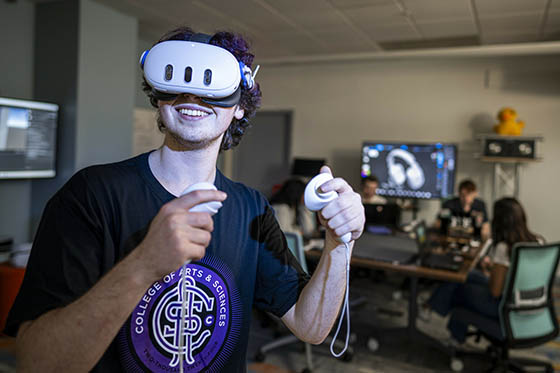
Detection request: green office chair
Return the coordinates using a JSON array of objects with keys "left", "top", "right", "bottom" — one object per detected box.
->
[
  {"left": 254, "top": 231, "right": 353, "bottom": 372},
  {"left": 452, "top": 241, "right": 560, "bottom": 372}
]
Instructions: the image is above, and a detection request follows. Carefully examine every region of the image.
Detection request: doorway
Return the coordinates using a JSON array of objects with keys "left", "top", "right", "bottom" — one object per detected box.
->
[{"left": 230, "top": 111, "right": 292, "bottom": 198}]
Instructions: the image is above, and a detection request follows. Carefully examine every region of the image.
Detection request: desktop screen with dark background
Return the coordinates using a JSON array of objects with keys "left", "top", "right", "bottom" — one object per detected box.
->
[
  {"left": 0, "top": 98, "right": 58, "bottom": 178},
  {"left": 361, "top": 142, "right": 456, "bottom": 199}
]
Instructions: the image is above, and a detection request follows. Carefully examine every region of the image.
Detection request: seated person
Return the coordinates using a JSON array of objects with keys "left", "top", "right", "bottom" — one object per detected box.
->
[
  {"left": 425, "top": 197, "right": 543, "bottom": 346},
  {"left": 269, "top": 178, "right": 318, "bottom": 240},
  {"left": 435, "top": 179, "right": 490, "bottom": 241},
  {"left": 361, "top": 175, "right": 387, "bottom": 205}
]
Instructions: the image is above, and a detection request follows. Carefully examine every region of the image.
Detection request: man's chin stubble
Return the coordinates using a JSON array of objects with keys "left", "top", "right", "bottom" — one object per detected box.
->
[
  {"left": 166, "top": 130, "right": 214, "bottom": 151},
  {"left": 157, "top": 113, "right": 217, "bottom": 151}
]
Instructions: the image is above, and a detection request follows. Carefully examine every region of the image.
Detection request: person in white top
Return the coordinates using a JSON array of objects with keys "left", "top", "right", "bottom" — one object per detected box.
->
[
  {"left": 361, "top": 175, "right": 387, "bottom": 205},
  {"left": 425, "top": 197, "right": 542, "bottom": 346}
]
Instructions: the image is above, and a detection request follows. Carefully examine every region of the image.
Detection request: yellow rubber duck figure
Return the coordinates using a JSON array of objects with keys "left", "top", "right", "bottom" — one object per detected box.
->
[{"left": 494, "top": 107, "right": 524, "bottom": 136}]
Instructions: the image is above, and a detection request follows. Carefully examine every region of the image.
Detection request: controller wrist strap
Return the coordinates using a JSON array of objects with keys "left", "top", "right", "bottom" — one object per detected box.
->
[
  {"left": 329, "top": 241, "right": 351, "bottom": 357},
  {"left": 178, "top": 260, "right": 190, "bottom": 373}
]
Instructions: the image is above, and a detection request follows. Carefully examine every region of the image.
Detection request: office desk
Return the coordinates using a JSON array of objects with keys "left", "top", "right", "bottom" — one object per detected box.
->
[
  {"left": 305, "top": 232, "right": 485, "bottom": 358},
  {"left": 306, "top": 232, "right": 483, "bottom": 282},
  {"left": 348, "top": 233, "right": 481, "bottom": 282}
]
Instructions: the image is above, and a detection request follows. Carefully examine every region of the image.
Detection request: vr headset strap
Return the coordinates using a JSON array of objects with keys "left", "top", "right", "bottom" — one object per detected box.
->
[
  {"left": 201, "top": 86, "right": 241, "bottom": 107},
  {"left": 151, "top": 84, "right": 241, "bottom": 107},
  {"left": 189, "top": 33, "right": 213, "bottom": 44}
]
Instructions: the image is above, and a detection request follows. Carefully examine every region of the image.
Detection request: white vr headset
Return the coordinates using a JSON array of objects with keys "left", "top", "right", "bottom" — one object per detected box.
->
[{"left": 140, "top": 33, "right": 259, "bottom": 107}]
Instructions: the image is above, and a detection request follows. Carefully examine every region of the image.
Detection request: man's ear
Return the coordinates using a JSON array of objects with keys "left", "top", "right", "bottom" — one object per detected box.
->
[{"left": 234, "top": 106, "right": 245, "bottom": 120}]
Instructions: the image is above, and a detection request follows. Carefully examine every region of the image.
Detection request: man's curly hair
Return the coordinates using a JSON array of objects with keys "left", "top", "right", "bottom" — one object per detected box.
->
[{"left": 142, "top": 27, "right": 262, "bottom": 151}]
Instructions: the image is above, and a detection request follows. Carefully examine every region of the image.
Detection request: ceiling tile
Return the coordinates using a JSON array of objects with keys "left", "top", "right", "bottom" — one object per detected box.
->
[
  {"left": 258, "top": 33, "right": 327, "bottom": 55},
  {"left": 252, "top": 43, "right": 297, "bottom": 59},
  {"left": 475, "top": 0, "right": 547, "bottom": 15},
  {"left": 361, "top": 23, "right": 421, "bottom": 41},
  {"left": 542, "top": 32, "right": 560, "bottom": 41},
  {"left": 380, "top": 35, "right": 479, "bottom": 50},
  {"left": 545, "top": 10, "right": 560, "bottom": 32},
  {"left": 341, "top": 2, "right": 404, "bottom": 25},
  {"left": 322, "top": 42, "right": 376, "bottom": 54},
  {"left": 262, "top": 0, "right": 333, "bottom": 13},
  {"left": 285, "top": 9, "right": 352, "bottom": 32},
  {"left": 416, "top": 19, "right": 477, "bottom": 38},
  {"left": 479, "top": 12, "right": 541, "bottom": 35},
  {"left": 93, "top": 0, "right": 560, "bottom": 57},
  {"left": 193, "top": 0, "right": 293, "bottom": 34},
  {"left": 329, "top": 0, "right": 394, "bottom": 11},
  {"left": 402, "top": 0, "right": 473, "bottom": 22},
  {"left": 312, "top": 29, "right": 380, "bottom": 50}
]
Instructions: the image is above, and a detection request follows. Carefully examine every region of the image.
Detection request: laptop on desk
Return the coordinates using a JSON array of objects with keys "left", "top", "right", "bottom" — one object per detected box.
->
[
  {"left": 414, "top": 221, "right": 462, "bottom": 272},
  {"left": 364, "top": 203, "right": 400, "bottom": 230},
  {"left": 354, "top": 231, "right": 418, "bottom": 265}
]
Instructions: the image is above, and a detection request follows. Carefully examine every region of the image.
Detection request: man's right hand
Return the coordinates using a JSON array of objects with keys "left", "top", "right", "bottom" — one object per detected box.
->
[{"left": 134, "top": 189, "right": 227, "bottom": 282}]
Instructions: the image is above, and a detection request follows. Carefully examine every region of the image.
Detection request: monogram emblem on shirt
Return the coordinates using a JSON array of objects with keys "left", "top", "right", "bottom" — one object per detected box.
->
[
  {"left": 153, "top": 275, "right": 215, "bottom": 367},
  {"left": 120, "top": 260, "right": 239, "bottom": 373}
]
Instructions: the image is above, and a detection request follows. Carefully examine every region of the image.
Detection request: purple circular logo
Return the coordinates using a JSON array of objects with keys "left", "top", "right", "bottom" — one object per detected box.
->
[{"left": 119, "top": 262, "right": 237, "bottom": 372}]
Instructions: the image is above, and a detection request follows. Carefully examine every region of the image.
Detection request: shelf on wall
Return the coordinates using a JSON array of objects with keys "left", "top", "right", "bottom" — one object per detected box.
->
[{"left": 478, "top": 156, "right": 543, "bottom": 163}]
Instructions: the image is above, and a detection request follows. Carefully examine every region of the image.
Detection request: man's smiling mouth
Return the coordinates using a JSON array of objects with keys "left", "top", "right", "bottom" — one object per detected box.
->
[{"left": 177, "top": 108, "right": 209, "bottom": 117}]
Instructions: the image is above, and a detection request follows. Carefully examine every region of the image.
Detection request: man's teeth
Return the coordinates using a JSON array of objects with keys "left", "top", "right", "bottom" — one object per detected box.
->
[{"left": 179, "top": 108, "right": 209, "bottom": 117}]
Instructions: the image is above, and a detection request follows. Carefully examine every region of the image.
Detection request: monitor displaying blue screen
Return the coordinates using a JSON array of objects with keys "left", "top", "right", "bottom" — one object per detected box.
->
[
  {"left": 361, "top": 142, "right": 457, "bottom": 199},
  {"left": 0, "top": 97, "right": 58, "bottom": 179}
]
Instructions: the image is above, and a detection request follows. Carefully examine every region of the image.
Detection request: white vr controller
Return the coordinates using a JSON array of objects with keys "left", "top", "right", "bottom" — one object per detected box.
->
[
  {"left": 183, "top": 176, "right": 352, "bottom": 243},
  {"left": 178, "top": 181, "right": 222, "bottom": 373},
  {"left": 181, "top": 182, "right": 223, "bottom": 215},
  {"left": 180, "top": 182, "right": 222, "bottom": 266},
  {"left": 180, "top": 177, "right": 352, "bottom": 360},
  {"left": 304, "top": 173, "right": 352, "bottom": 243}
]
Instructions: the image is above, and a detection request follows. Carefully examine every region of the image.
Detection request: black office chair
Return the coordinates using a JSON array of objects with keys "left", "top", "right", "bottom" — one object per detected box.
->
[
  {"left": 254, "top": 231, "right": 354, "bottom": 372},
  {"left": 451, "top": 241, "right": 560, "bottom": 372}
]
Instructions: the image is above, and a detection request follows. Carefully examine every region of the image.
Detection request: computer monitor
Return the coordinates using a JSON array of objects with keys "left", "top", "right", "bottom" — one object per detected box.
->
[
  {"left": 360, "top": 141, "right": 457, "bottom": 199},
  {"left": 291, "top": 158, "right": 325, "bottom": 177},
  {"left": 0, "top": 97, "right": 58, "bottom": 179}
]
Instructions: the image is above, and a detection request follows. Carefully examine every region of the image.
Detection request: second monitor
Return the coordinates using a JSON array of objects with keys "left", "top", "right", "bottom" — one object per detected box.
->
[{"left": 361, "top": 142, "right": 457, "bottom": 199}]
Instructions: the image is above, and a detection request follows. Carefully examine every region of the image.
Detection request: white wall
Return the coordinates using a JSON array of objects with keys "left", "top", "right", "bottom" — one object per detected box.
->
[
  {"left": 257, "top": 55, "right": 560, "bottom": 242},
  {"left": 0, "top": 0, "right": 34, "bottom": 243},
  {"left": 0, "top": 0, "right": 139, "bottom": 243},
  {"left": 0, "top": 1, "right": 34, "bottom": 99},
  {"left": 76, "top": 0, "right": 137, "bottom": 170}
]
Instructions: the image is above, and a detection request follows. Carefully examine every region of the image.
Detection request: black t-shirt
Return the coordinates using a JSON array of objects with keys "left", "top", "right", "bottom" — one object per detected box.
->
[
  {"left": 441, "top": 197, "right": 489, "bottom": 227},
  {"left": 5, "top": 151, "right": 309, "bottom": 372}
]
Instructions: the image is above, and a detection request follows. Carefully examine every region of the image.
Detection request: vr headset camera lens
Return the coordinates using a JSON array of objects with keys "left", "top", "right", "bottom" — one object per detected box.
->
[
  {"left": 164, "top": 64, "right": 173, "bottom": 81},
  {"left": 204, "top": 69, "right": 212, "bottom": 86},
  {"left": 184, "top": 67, "right": 192, "bottom": 83}
]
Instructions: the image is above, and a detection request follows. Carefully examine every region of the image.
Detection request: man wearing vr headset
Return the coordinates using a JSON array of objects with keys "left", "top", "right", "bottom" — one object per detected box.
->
[{"left": 6, "top": 27, "right": 364, "bottom": 372}]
